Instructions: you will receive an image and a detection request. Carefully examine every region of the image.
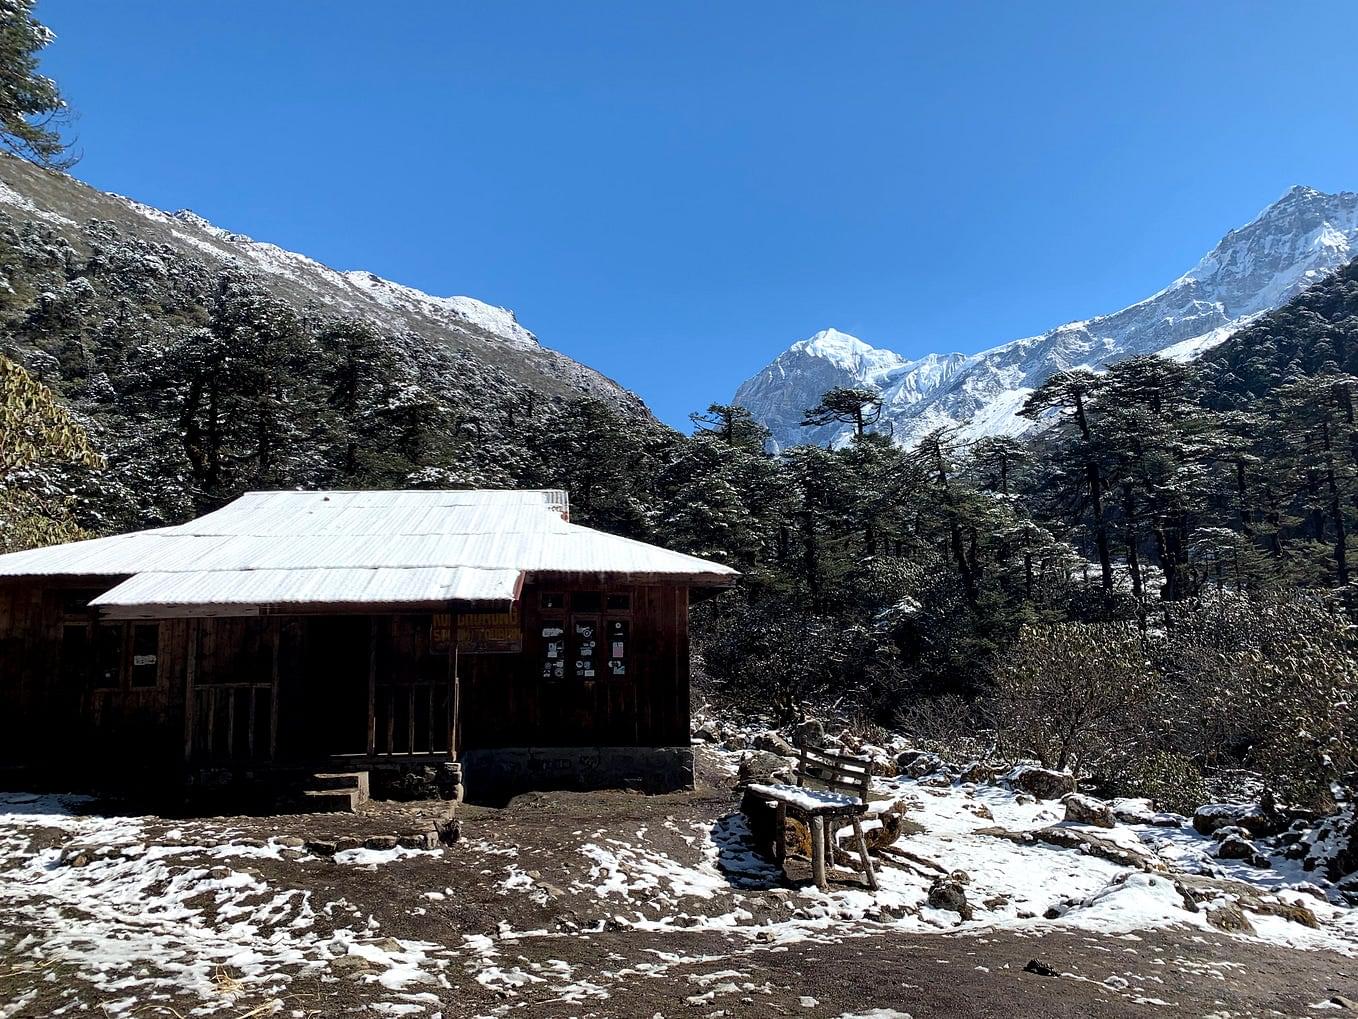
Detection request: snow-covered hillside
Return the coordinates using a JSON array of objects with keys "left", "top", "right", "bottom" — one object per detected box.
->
[
  {"left": 0, "top": 155, "right": 647, "bottom": 417},
  {"left": 736, "top": 185, "right": 1358, "bottom": 450}
]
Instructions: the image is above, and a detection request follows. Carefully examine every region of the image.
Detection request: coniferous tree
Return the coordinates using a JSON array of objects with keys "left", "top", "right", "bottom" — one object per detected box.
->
[
  {"left": 0, "top": 0, "right": 74, "bottom": 168},
  {"left": 801, "top": 385, "right": 883, "bottom": 440}
]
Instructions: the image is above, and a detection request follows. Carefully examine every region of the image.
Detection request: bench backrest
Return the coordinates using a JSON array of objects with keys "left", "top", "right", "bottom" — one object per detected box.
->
[{"left": 796, "top": 744, "right": 871, "bottom": 803}]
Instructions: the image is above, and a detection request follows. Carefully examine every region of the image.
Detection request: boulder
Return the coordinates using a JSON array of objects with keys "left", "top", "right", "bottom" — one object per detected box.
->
[
  {"left": 927, "top": 875, "right": 973, "bottom": 921},
  {"left": 866, "top": 753, "right": 897, "bottom": 778},
  {"left": 692, "top": 725, "right": 721, "bottom": 743},
  {"left": 958, "top": 762, "right": 995, "bottom": 785},
  {"left": 1214, "top": 834, "right": 1260, "bottom": 862},
  {"left": 1007, "top": 766, "right": 1076, "bottom": 801},
  {"left": 752, "top": 731, "right": 795, "bottom": 756},
  {"left": 1300, "top": 804, "right": 1358, "bottom": 882},
  {"left": 398, "top": 831, "right": 440, "bottom": 851},
  {"left": 435, "top": 818, "right": 461, "bottom": 845},
  {"left": 59, "top": 847, "right": 91, "bottom": 868},
  {"left": 901, "top": 752, "right": 945, "bottom": 779},
  {"left": 363, "top": 835, "right": 399, "bottom": 851},
  {"left": 1206, "top": 904, "right": 1256, "bottom": 935},
  {"left": 737, "top": 751, "right": 795, "bottom": 787},
  {"left": 793, "top": 719, "right": 826, "bottom": 749},
  {"left": 1023, "top": 959, "right": 1058, "bottom": 977},
  {"left": 1192, "top": 802, "right": 1282, "bottom": 838},
  {"left": 1063, "top": 793, "right": 1117, "bottom": 829}
]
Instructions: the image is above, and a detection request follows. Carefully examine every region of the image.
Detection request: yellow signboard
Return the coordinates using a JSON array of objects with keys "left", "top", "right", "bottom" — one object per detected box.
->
[
  {"left": 457, "top": 606, "right": 523, "bottom": 654},
  {"left": 430, "top": 613, "right": 453, "bottom": 654}
]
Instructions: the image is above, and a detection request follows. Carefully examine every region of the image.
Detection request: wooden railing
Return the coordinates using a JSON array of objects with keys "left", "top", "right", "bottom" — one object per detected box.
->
[
  {"left": 191, "top": 683, "right": 276, "bottom": 763},
  {"left": 372, "top": 680, "right": 452, "bottom": 756}
]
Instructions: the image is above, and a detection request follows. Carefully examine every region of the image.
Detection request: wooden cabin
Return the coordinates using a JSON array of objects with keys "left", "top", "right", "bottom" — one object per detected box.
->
[{"left": 0, "top": 489, "right": 738, "bottom": 804}]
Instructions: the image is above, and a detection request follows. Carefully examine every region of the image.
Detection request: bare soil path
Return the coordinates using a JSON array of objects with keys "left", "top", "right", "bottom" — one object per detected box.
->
[{"left": 1, "top": 776, "right": 1354, "bottom": 1018}]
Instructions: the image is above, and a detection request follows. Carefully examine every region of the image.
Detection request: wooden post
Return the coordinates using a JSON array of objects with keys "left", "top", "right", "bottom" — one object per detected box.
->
[
  {"left": 810, "top": 815, "right": 828, "bottom": 890},
  {"left": 366, "top": 616, "right": 377, "bottom": 756},
  {"left": 448, "top": 608, "right": 460, "bottom": 759},
  {"left": 269, "top": 617, "right": 280, "bottom": 761},
  {"left": 183, "top": 618, "right": 198, "bottom": 764},
  {"left": 774, "top": 803, "right": 787, "bottom": 863},
  {"left": 852, "top": 816, "right": 878, "bottom": 890}
]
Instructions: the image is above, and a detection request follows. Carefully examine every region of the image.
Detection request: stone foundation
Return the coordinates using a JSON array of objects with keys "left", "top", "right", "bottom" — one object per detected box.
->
[
  {"left": 368, "top": 762, "right": 463, "bottom": 802},
  {"left": 460, "top": 746, "right": 694, "bottom": 801}
]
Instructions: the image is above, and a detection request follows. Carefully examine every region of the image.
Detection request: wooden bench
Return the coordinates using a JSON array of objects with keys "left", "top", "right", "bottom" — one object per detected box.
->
[{"left": 746, "top": 744, "right": 878, "bottom": 891}]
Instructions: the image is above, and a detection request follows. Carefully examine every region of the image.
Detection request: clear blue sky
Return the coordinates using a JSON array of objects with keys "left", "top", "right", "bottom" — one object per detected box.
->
[{"left": 37, "top": 1, "right": 1358, "bottom": 429}]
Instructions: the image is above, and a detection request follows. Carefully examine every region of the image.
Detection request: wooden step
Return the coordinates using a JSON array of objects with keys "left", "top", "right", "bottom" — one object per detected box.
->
[
  {"left": 309, "top": 771, "right": 370, "bottom": 800},
  {"left": 300, "top": 788, "right": 360, "bottom": 813}
]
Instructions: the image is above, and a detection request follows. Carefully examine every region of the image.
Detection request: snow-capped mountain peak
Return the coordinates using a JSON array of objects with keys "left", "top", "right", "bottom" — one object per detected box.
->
[{"left": 736, "top": 185, "right": 1358, "bottom": 449}]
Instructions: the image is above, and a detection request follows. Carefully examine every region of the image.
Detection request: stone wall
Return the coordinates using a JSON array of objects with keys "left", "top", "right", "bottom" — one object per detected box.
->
[{"left": 459, "top": 746, "right": 694, "bottom": 802}]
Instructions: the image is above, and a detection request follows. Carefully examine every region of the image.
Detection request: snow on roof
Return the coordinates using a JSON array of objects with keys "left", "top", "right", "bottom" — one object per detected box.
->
[{"left": 0, "top": 490, "right": 738, "bottom": 616}]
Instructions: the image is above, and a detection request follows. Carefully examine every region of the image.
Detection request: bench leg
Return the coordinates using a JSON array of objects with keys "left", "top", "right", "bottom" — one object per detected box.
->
[
  {"left": 810, "top": 816, "right": 828, "bottom": 891},
  {"left": 824, "top": 817, "right": 837, "bottom": 870},
  {"left": 774, "top": 803, "right": 786, "bottom": 864},
  {"left": 851, "top": 816, "right": 878, "bottom": 891}
]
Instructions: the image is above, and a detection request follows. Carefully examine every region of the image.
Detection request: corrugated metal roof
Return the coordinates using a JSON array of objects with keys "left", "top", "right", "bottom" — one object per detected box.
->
[
  {"left": 91, "top": 566, "right": 523, "bottom": 616},
  {"left": 0, "top": 489, "right": 738, "bottom": 613}
]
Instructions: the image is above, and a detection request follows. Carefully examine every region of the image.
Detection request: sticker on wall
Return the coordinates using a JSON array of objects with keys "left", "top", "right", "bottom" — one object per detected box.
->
[{"left": 609, "top": 659, "right": 626, "bottom": 676}]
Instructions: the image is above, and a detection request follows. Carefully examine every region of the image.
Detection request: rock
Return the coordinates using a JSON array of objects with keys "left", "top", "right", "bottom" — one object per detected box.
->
[
  {"left": 363, "top": 835, "right": 399, "bottom": 851},
  {"left": 724, "top": 734, "right": 748, "bottom": 750},
  {"left": 1301, "top": 804, "right": 1358, "bottom": 882},
  {"left": 1255, "top": 897, "right": 1318, "bottom": 927},
  {"left": 859, "top": 753, "right": 889, "bottom": 777},
  {"left": 398, "top": 831, "right": 440, "bottom": 851},
  {"left": 737, "top": 751, "right": 795, "bottom": 787},
  {"left": 208, "top": 866, "right": 232, "bottom": 880},
  {"left": 59, "top": 848, "right": 90, "bottom": 868},
  {"left": 1023, "top": 959, "right": 1058, "bottom": 977},
  {"left": 958, "top": 762, "right": 995, "bottom": 785},
  {"left": 1206, "top": 904, "right": 1256, "bottom": 934},
  {"left": 1192, "top": 802, "right": 1281, "bottom": 838},
  {"left": 305, "top": 840, "right": 337, "bottom": 857},
  {"left": 330, "top": 954, "right": 376, "bottom": 973},
  {"left": 964, "top": 803, "right": 994, "bottom": 821},
  {"left": 692, "top": 725, "right": 720, "bottom": 743},
  {"left": 898, "top": 751, "right": 944, "bottom": 778},
  {"left": 435, "top": 818, "right": 461, "bottom": 845},
  {"left": 927, "top": 875, "right": 973, "bottom": 920},
  {"left": 752, "top": 731, "right": 795, "bottom": 756},
  {"left": 1329, "top": 995, "right": 1358, "bottom": 1012},
  {"left": 278, "top": 835, "right": 305, "bottom": 848},
  {"left": 895, "top": 748, "right": 931, "bottom": 770},
  {"left": 335, "top": 837, "right": 360, "bottom": 853},
  {"left": 1007, "top": 766, "right": 1076, "bottom": 801},
  {"left": 1063, "top": 793, "right": 1116, "bottom": 829},
  {"left": 1214, "top": 834, "right": 1259, "bottom": 861},
  {"left": 793, "top": 719, "right": 826, "bottom": 749}
]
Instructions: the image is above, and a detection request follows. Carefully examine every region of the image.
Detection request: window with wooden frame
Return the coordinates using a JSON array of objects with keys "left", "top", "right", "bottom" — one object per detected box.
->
[
  {"left": 129, "top": 623, "right": 160, "bottom": 688},
  {"left": 536, "top": 590, "right": 632, "bottom": 681},
  {"left": 62, "top": 620, "right": 162, "bottom": 692}
]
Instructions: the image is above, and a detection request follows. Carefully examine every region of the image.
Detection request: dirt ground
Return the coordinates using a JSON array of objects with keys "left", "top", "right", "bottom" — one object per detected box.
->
[{"left": 1, "top": 767, "right": 1356, "bottom": 1018}]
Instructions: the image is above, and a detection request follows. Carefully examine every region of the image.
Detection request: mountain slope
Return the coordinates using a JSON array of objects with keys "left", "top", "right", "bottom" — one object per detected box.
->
[
  {"left": 736, "top": 185, "right": 1358, "bottom": 450},
  {"left": 0, "top": 155, "right": 646, "bottom": 417}
]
